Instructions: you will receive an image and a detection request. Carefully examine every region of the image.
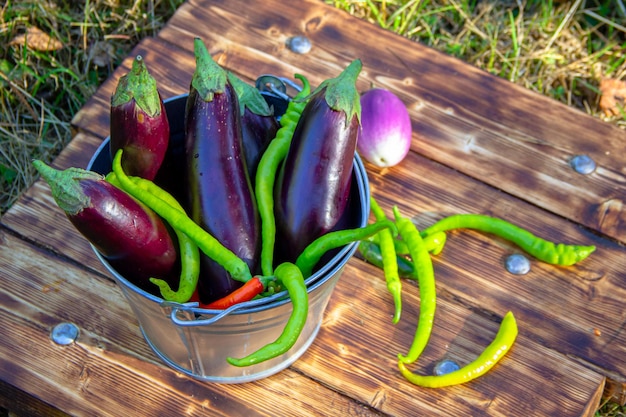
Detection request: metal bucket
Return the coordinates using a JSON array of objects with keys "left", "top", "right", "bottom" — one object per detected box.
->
[{"left": 87, "top": 92, "right": 370, "bottom": 383}]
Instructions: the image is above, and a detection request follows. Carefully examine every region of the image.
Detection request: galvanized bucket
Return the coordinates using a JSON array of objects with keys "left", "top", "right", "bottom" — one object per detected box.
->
[{"left": 87, "top": 90, "right": 370, "bottom": 383}]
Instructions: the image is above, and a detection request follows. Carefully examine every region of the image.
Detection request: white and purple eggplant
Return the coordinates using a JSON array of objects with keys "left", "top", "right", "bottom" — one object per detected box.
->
[{"left": 357, "top": 88, "right": 412, "bottom": 167}]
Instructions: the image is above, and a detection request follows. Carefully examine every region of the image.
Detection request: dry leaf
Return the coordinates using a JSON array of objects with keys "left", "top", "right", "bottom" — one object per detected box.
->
[
  {"left": 599, "top": 78, "right": 626, "bottom": 116},
  {"left": 9, "top": 26, "right": 64, "bottom": 52}
]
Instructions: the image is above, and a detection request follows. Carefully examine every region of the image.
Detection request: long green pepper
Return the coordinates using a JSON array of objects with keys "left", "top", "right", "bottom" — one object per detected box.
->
[
  {"left": 255, "top": 74, "right": 311, "bottom": 276},
  {"left": 398, "top": 311, "right": 518, "bottom": 387},
  {"left": 112, "top": 149, "right": 253, "bottom": 284},
  {"left": 370, "top": 197, "right": 402, "bottom": 324},
  {"left": 358, "top": 231, "right": 447, "bottom": 280},
  {"left": 421, "top": 214, "right": 595, "bottom": 266},
  {"left": 227, "top": 262, "right": 308, "bottom": 367},
  {"left": 295, "top": 219, "right": 397, "bottom": 278},
  {"left": 394, "top": 206, "right": 437, "bottom": 365}
]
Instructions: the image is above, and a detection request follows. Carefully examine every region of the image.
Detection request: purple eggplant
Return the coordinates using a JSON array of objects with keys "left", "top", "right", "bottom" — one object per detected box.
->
[
  {"left": 227, "top": 71, "right": 279, "bottom": 182},
  {"left": 185, "top": 38, "right": 261, "bottom": 303},
  {"left": 110, "top": 55, "right": 170, "bottom": 181},
  {"left": 274, "top": 59, "right": 362, "bottom": 263},
  {"left": 32, "top": 160, "right": 178, "bottom": 291}
]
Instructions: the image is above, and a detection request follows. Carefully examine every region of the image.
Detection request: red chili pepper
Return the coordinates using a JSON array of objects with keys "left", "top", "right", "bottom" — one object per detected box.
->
[{"left": 201, "top": 276, "right": 268, "bottom": 309}]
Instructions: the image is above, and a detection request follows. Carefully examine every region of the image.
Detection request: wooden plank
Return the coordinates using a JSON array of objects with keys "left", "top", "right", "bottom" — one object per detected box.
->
[
  {"left": 0, "top": 231, "right": 378, "bottom": 417},
  {"left": 153, "top": 0, "right": 626, "bottom": 242},
  {"left": 296, "top": 261, "right": 605, "bottom": 417},
  {"left": 1, "top": 0, "right": 623, "bottom": 412},
  {"left": 0, "top": 379, "right": 71, "bottom": 417},
  {"left": 0, "top": 230, "right": 604, "bottom": 416}
]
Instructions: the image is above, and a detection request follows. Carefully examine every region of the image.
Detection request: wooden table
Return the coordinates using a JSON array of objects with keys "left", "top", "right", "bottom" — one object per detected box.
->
[{"left": 2, "top": 0, "right": 626, "bottom": 415}]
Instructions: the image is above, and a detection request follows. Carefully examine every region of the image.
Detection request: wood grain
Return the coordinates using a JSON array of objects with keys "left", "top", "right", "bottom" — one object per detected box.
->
[
  {"left": 0, "top": 231, "right": 604, "bottom": 416},
  {"left": 1, "top": 0, "right": 625, "bottom": 413},
  {"left": 0, "top": 231, "right": 379, "bottom": 417}
]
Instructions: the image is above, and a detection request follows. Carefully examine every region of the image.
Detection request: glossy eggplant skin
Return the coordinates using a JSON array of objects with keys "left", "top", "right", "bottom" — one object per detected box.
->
[
  {"left": 274, "top": 89, "right": 360, "bottom": 263},
  {"left": 110, "top": 56, "right": 170, "bottom": 181},
  {"left": 110, "top": 97, "right": 170, "bottom": 180},
  {"left": 241, "top": 108, "right": 279, "bottom": 182},
  {"left": 74, "top": 180, "right": 178, "bottom": 289},
  {"left": 33, "top": 161, "right": 178, "bottom": 291},
  {"left": 184, "top": 84, "right": 261, "bottom": 304}
]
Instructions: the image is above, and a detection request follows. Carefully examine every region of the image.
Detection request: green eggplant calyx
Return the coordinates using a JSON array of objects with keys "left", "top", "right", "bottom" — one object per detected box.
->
[
  {"left": 313, "top": 58, "right": 362, "bottom": 127},
  {"left": 227, "top": 71, "right": 273, "bottom": 117},
  {"left": 111, "top": 55, "right": 161, "bottom": 117},
  {"left": 32, "top": 160, "right": 103, "bottom": 216},
  {"left": 191, "top": 37, "right": 227, "bottom": 102}
]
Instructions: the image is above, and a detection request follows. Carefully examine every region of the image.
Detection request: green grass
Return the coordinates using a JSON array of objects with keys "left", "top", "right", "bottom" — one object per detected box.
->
[
  {"left": 0, "top": 0, "right": 186, "bottom": 215},
  {"left": 1, "top": 1, "right": 625, "bottom": 413}
]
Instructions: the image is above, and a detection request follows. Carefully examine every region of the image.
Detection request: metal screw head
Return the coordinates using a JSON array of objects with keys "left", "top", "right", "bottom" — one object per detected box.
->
[
  {"left": 287, "top": 35, "right": 312, "bottom": 54},
  {"left": 570, "top": 154, "right": 596, "bottom": 175},
  {"left": 434, "top": 359, "right": 460, "bottom": 376},
  {"left": 505, "top": 253, "right": 531, "bottom": 275},
  {"left": 51, "top": 322, "right": 79, "bottom": 345}
]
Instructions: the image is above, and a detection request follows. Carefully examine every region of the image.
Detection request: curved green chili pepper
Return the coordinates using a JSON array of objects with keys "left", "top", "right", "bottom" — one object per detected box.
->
[
  {"left": 358, "top": 231, "right": 447, "bottom": 279},
  {"left": 106, "top": 172, "right": 200, "bottom": 303},
  {"left": 227, "top": 262, "right": 308, "bottom": 367},
  {"left": 255, "top": 74, "right": 311, "bottom": 276},
  {"left": 370, "top": 197, "right": 402, "bottom": 324},
  {"left": 394, "top": 206, "right": 437, "bottom": 365},
  {"left": 369, "top": 229, "right": 446, "bottom": 256},
  {"left": 398, "top": 311, "right": 518, "bottom": 387},
  {"left": 112, "top": 149, "right": 252, "bottom": 284},
  {"left": 295, "top": 219, "right": 397, "bottom": 278},
  {"left": 421, "top": 214, "right": 595, "bottom": 266}
]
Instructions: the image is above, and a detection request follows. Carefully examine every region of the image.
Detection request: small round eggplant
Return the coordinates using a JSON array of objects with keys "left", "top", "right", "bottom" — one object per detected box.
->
[
  {"left": 357, "top": 88, "right": 412, "bottom": 167},
  {"left": 32, "top": 160, "right": 178, "bottom": 291}
]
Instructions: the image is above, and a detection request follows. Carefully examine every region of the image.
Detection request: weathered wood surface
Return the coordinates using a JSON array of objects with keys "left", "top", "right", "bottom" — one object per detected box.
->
[
  {"left": 0, "top": 231, "right": 605, "bottom": 416},
  {"left": 1, "top": 0, "right": 625, "bottom": 415}
]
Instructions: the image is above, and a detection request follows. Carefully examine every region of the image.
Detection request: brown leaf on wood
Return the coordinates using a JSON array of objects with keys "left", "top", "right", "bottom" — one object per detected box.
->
[
  {"left": 599, "top": 78, "right": 626, "bottom": 116},
  {"left": 9, "top": 27, "right": 64, "bottom": 52}
]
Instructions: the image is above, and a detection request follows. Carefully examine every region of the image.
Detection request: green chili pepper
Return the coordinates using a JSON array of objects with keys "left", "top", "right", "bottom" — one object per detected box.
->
[
  {"left": 370, "top": 197, "right": 402, "bottom": 324},
  {"left": 227, "top": 262, "right": 308, "bottom": 367},
  {"left": 394, "top": 206, "right": 437, "bottom": 365},
  {"left": 359, "top": 240, "right": 416, "bottom": 277},
  {"left": 421, "top": 214, "right": 595, "bottom": 266},
  {"left": 112, "top": 149, "right": 252, "bottom": 283},
  {"left": 398, "top": 311, "right": 518, "bottom": 387},
  {"left": 295, "top": 219, "right": 397, "bottom": 278},
  {"left": 369, "top": 229, "right": 446, "bottom": 256},
  {"left": 358, "top": 231, "right": 447, "bottom": 279},
  {"left": 106, "top": 172, "right": 201, "bottom": 303},
  {"left": 255, "top": 74, "right": 311, "bottom": 276}
]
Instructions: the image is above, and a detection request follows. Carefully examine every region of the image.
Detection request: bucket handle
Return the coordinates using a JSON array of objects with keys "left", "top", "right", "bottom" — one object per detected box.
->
[
  {"left": 166, "top": 291, "right": 291, "bottom": 327},
  {"left": 168, "top": 302, "right": 246, "bottom": 327}
]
